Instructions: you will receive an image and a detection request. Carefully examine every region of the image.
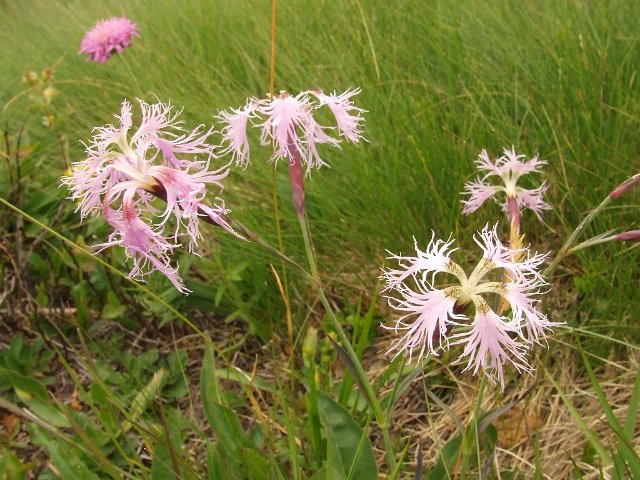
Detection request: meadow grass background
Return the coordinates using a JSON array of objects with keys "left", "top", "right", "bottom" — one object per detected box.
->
[
  {"left": 1, "top": 0, "right": 639, "bottom": 478},
  {"left": 2, "top": 0, "right": 639, "bottom": 316}
]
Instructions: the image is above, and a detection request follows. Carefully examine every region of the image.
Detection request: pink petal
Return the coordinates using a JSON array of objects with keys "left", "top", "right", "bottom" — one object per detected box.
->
[
  {"left": 217, "top": 102, "right": 258, "bottom": 167},
  {"left": 461, "top": 178, "right": 499, "bottom": 214},
  {"left": 310, "top": 88, "right": 366, "bottom": 143},
  {"left": 383, "top": 287, "right": 465, "bottom": 362},
  {"left": 383, "top": 234, "right": 463, "bottom": 288},
  {"left": 451, "top": 300, "right": 530, "bottom": 387},
  {"left": 516, "top": 183, "right": 552, "bottom": 219}
]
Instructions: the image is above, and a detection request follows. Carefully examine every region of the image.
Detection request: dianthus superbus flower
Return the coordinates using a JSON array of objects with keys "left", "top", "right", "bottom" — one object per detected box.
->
[
  {"left": 62, "top": 99, "right": 239, "bottom": 292},
  {"left": 382, "top": 224, "right": 555, "bottom": 386},
  {"left": 217, "top": 88, "right": 366, "bottom": 173},
  {"left": 79, "top": 16, "right": 140, "bottom": 64},
  {"left": 462, "top": 147, "right": 551, "bottom": 228}
]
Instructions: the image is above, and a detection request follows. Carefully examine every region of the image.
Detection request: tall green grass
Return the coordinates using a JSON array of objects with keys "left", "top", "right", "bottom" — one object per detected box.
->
[
  {"left": 4, "top": 1, "right": 639, "bottom": 323},
  {"left": 2, "top": 1, "right": 639, "bottom": 304}
]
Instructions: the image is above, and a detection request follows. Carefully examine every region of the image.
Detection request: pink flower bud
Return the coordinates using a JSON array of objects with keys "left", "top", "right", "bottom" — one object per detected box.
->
[
  {"left": 610, "top": 173, "right": 640, "bottom": 200},
  {"left": 613, "top": 230, "right": 640, "bottom": 242}
]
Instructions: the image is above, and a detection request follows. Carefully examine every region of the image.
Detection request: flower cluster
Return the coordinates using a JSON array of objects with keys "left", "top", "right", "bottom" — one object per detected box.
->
[
  {"left": 62, "top": 99, "right": 238, "bottom": 292},
  {"left": 217, "top": 89, "right": 366, "bottom": 173},
  {"left": 382, "top": 224, "right": 555, "bottom": 386},
  {"left": 79, "top": 16, "right": 140, "bottom": 64},
  {"left": 462, "top": 147, "right": 551, "bottom": 221}
]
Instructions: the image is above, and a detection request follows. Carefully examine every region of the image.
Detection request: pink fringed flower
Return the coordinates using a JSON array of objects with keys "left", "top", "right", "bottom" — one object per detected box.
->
[
  {"left": 79, "top": 16, "right": 140, "bottom": 64},
  {"left": 62, "top": 99, "right": 239, "bottom": 292},
  {"left": 382, "top": 224, "right": 555, "bottom": 386},
  {"left": 217, "top": 88, "right": 366, "bottom": 173},
  {"left": 462, "top": 147, "right": 551, "bottom": 224}
]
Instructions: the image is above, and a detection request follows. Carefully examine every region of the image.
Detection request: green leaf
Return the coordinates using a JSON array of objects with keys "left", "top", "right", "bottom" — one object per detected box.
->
[
  {"left": 1, "top": 367, "right": 48, "bottom": 401},
  {"left": 151, "top": 409, "right": 184, "bottom": 480},
  {"left": 428, "top": 434, "right": 462, "bottom": 480},
  {"left": 578, "top": 346, "right": 640, "bottom": 478},
  {"left": 0, "top": 449, "right": 28, "bottom": 480},
  {"left": 316, "top": 390, "right": 378, "bottom": 480},
  {"left": 122, "top": 368, "right": 166, "bottom": 433},
  {"left": 23, "top": 397, "right": 71, "bottom": 428},
  {"left": 543, "top": 366, "right": 613, "bottom": 465},
  {"left": 101, "top": 302, "right": 127, "bottom": 320},
  {"left": 206, "top": 443, "right": 225, "bottom": 480},
  {"left": 239, "top": 447, "right": 272, "bottom": 480},
  {"left": 29, "top": 425, "right": 100, "bottom": 480},
  {"left": 201, "top": 342, "right": 253, "bottom": 474},
  {"left": 201, "top": 343, "right": 221, "bottom": 404}
]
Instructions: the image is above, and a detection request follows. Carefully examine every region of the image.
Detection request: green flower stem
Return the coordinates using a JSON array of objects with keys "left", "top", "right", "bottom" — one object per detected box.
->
[
  {"left": 232, "top": 219, "right": 312, "bottom": 282},
  {"left": 297, "top": 211, "right": 397, "bottom": 471},
  {"left": 117, "top": 54, "right": 144, "bottom": 99},
  {"left": 544, "top": 196, "right": 610, "bottom": 276},
  {"left": 234, "top": 213, "right": 397, "bottom": 468}
]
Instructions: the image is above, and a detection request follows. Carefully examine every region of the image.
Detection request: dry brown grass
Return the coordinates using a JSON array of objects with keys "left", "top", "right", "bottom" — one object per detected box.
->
[{"left": 366, "top": 336, "right": 640, "bottom": 479}]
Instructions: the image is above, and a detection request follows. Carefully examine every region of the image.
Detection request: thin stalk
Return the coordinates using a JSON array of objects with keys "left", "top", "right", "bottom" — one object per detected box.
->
[
  {"left": 544, "top": 196, "right": 610, "bottom": 276},
  {"left": 268, "top": 0, "right": 296, "bottom": 381},
  {"left": 298, "top": 212, "right": 397, "bottom": 471},
  {"left": 270, "top": 0, "right": 277, "bottom": 97},
  {"left": 282, "top": 131, "right": 397, "bottom": 469},
  {"left": 299, "top": 214, "right": 319, "bottom": 280},
  {"left": 232, "top": 219, "right": 311, "bottom": 281},
  {"left": 499, "top": 197, "right": 523, "bottom": 314},
  {"left": 117, "top": 55, "right": 143, "bottom": 98},
  {"left": 473, "top": 375, "right": 487, "bottom": 475}
]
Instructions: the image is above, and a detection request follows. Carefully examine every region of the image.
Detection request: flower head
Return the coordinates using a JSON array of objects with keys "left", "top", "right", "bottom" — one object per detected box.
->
[
  {"left": 62, "top": 99, "right": 239, "bottom": 292},
  {"left": 79, "top": 16, "right": 140, "bottom": 64},
  {"left": 462, "top": 147, "right": 551, "bottom": 221},
  {"left": 382, "top": 224, "right": 555, "bottom": 386},
  {"left": 217, "top": 89, "right": 366, "bottom": 173}
]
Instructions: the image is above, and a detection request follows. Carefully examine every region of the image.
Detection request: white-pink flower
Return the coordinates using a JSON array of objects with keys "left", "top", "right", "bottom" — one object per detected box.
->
[
  {"left": 79, "top": 16, "right": 140, "bottom": 64},
  {"left": 382, "top": 224, "right": 555, "bottom": 386},
  {"left": 462, "top": 147, "right": 551, "bottom": 220},
  {"left": 62, "top": 99, "right": 239, "bottom": 293},
  {"left": 217, "top": 89, "right": 366, "bottom": 173}
]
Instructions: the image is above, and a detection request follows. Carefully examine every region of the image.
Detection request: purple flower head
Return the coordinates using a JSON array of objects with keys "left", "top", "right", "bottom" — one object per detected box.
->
[
  {"left": 79, "top": 16, "right": 140, "bottom": 64},
  {"left": 462, "top": 147, "right": 552, "bottom": 221},
  {"left": 382, "top": 224, "right": 556, "bottom": 387},
  {"left": 62, "top": 99, "right": 240, "bottom": 292},
  {"left": 217, "top": 88, "right": 366, "bottom": 174}
]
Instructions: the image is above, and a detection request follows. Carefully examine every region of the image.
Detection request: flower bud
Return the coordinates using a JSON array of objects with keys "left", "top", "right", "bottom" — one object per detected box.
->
[
  {"left": 23, "top": 71, "right": 38, "bottom": 85},
  {"left": 609, "top": 173, "right": 640, "bottom": 200},
  {"left": 613, "top": 230, "right": 640, "bottom": 242}
]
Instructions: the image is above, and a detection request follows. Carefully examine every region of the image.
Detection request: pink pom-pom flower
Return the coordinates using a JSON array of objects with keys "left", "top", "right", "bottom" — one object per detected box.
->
[
  {"left": 79, "top": 16, "right": 140, "bottom": 64},
  {"left": 382, "top": 224, "right": 556, "bottom": 387}
]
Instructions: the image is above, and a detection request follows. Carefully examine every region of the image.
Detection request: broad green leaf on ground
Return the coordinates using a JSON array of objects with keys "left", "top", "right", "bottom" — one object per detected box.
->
[{"left": 316, "top": 390, "right": 378, "bottom": 480}]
